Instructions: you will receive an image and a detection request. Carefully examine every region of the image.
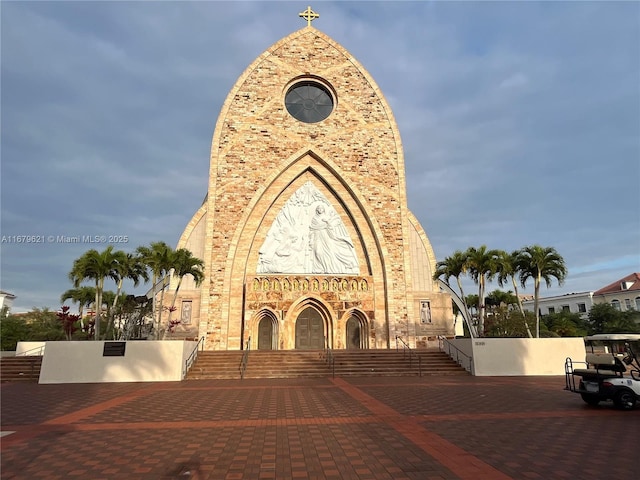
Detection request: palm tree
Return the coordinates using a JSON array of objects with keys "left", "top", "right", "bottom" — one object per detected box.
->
[
  {"left": 433, "top": 250, "right": 474, "bottom": 335},
  {"left": 164, "top": 248, "right": 205, "bottom": 337},
  {"left": 496, "top": 249, "right": 533, "bottom": 338},
  {"left": 101, "top": 290, "right": 117, "bottom": 317},
  {"left": 105, "top": 252, "right": 149, "bottom": 337},
  {"left": 137, "top": 241, "right": 174, "bottom": 339},
  {"left": 518, "top": 245, "right": 568, "bottom": 338},
  {"left": 60, "top": 286, "right": 96, "bottom": 326},
  {"left": 466, "top": 246, "right": 501, "bottom": 336},
  {"left": 68, "top": 246, "right": 120, "bottom": 340},
  {"left": 112, "top": 252, "right": 149, "bottom": 310},
  {"left": 433, "top": 250, "right": 470, "bottom": 310}
]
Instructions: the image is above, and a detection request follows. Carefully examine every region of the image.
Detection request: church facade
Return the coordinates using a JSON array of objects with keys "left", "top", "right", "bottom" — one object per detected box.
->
[{"left": 169, "top": 10, "right": 453, "bottom": 350}]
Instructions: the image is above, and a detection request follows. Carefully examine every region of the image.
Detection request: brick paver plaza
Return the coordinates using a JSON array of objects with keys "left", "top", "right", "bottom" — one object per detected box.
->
[{"left": 1, "top": 375, "right": 637, "bottom": 479}]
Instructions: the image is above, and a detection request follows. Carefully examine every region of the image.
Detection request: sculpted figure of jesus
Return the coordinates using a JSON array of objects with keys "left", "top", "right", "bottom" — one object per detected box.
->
[{"left": 309, "top": 204, "right": 358, "bottom": 274}]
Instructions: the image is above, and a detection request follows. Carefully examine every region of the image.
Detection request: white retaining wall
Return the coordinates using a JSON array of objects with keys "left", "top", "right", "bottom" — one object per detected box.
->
[
  {"left": 448, "top": 337, "right": 586, "bottom": 376},
  {"left": 38, "top": 340, "right": 198, "bottom": 384}
]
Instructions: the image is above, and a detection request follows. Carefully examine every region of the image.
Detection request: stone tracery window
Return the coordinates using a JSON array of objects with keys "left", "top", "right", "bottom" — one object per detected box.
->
[{"left": 285, "top": 81, "right": 334, "bottom": 123}]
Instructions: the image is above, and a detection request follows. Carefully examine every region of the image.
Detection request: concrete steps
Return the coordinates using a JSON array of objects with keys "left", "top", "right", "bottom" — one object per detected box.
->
[
  {"left": 332, "top": 350, "right": 468, "bottom": 377},
  {"left": 185, "top": 349, "right": 468, "bottom": 380},
  {"left": 0, "top": 356, "right": 42, "bottom": 383}
]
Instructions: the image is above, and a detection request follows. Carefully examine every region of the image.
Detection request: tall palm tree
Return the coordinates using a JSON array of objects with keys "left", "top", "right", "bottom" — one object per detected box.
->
[
  {"left": 111, "top": 252, "right": 149, "bottom": 310},
  {"left": 137, "top": 241, "right": 174, "bottom": 339},
  {"left": 60, "top": 286, "right": 96, "bottom": 327},
  {"left": 68, "top": 246, "right": 120, "bottom": 340},
  {"left": 105, "top": 252, "right": 149, "bottom": 337},
  {"left": 518, "top": 245, "right": 568, "bottom": 338},
  {"left": 466, "top": 245, "right": 501, "bottom": 336},
  {"left": 164, "top": 248, "right": 205, "bottom": 337},
  {"left": 101, "top": 290, "right": 117, "bottom": 317},
  {"left": 496, "top": 249, "right": 533, "bottom": 338},
  {"left": 433, "top": 250, "right": 470, "bottom": 310},
  {"left": 433, "top": 250, "right": 473, "bottom": 334}
]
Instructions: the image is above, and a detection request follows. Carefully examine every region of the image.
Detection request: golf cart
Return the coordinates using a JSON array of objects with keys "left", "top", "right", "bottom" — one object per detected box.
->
[{"left": 565, "top": 334, "right": 640, "bottom": 410}]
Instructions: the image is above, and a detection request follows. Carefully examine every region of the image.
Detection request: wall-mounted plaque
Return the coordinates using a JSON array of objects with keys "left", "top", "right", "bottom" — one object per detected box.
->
[{"left": 103, "top": 342, "right": 126, "bottom": 357}]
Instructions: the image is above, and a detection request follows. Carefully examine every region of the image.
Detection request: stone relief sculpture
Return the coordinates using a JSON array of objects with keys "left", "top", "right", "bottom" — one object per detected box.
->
[
  {"left": 420, "top": 300, "right": 431, "bottom": 324},
  {"left": 258, "top": 181, "right": 359, "bottom": 274}
]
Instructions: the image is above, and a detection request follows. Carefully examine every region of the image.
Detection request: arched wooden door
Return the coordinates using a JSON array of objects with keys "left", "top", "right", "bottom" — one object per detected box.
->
[
  {"left": 257, "top": 317, "right": 274, "bottom": 350},
  {"left": 295, "top": 307, "right": 325, "bottom": 349},
  {"left": 346, "top": 316, "right": 361, "bottom": 349}
]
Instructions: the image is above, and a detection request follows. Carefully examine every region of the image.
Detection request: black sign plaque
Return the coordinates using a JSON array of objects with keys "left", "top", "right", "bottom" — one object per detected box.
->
[{"left": 103, "top": 342, "right": 126, "bottom": 357}]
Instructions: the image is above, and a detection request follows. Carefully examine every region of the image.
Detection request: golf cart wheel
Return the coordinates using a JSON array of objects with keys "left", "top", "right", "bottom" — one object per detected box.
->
[
  {"left": 613, "top": 389, "right": 637, "bottom": 410},
  {"left": 580, "top": 393, "right": 600, "bottom": 406}
]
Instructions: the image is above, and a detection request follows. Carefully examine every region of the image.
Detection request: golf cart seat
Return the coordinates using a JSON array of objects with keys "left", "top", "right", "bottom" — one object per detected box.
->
[{"left": 571, "top": 353, "right": 627, "bottom": 377}]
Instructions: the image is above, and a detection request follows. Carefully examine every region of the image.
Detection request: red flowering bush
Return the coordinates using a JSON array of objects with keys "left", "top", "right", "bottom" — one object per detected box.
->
[{"left": 57, "top": 306, "right": 81, "bottom": 340}]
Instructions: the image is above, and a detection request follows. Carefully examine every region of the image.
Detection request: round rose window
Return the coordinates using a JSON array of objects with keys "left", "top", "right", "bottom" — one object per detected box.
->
[{"left": 285, "top": 81, "right": 334, "bottom": 123}]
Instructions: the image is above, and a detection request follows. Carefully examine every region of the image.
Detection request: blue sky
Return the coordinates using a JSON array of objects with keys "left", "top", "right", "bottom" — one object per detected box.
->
[{"left": 1, "top": 1, "right": 639, "bottom": 313}]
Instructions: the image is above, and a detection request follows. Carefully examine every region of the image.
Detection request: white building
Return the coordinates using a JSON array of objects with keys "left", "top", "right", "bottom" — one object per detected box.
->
[
  {"left": 0, "top": 290, "right": 16, "bottom": 313},
  {"left": 522, "top": 272, "right": 640, "bottom": 319},
  {"left": 592, "top": 272, "right": 640, "bottom": 312},
  {"left": 522, "top": 292, "right": 594, "bottom": 319}
]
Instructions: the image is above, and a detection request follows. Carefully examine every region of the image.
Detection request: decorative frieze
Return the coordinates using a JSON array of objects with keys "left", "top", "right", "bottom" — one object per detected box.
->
[{"left": 250, "top": 275, "right": 369, "bottom": 293}]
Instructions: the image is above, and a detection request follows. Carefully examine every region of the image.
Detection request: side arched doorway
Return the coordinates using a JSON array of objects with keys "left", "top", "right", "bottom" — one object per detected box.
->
[
  {"left": 346, "top": 317, "right": 361, "bottom": 349},
  {"left": 295, "top": 307, "right": 325, "bottom": 349},
  {"left": 345, "top": 311, "right": 369, "bottom": 349},
  {"left": 256, "top": 310, "right": 278, "bottom": 350}
]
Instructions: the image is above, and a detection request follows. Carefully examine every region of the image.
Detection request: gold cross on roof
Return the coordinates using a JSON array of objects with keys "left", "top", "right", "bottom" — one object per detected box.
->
[{"left": 299, "top": 6, "right": 319, "bottom": 27}]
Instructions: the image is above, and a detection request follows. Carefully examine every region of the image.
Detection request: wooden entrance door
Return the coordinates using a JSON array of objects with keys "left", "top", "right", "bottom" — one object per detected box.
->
[
  {"left": 346, "top": 317, "right": 361, "bottom": 349},
  {"left": 257, "top": 317, "right": 273, "bottom": 350},
  {"left": 295, "top": 307, "right": 324, "bottom": 349}
]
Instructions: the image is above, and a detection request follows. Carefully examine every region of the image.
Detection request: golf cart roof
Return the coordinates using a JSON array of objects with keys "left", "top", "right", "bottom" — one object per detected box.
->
[{"left": 585, "top": 334, "right": 640, "bottom": 342}]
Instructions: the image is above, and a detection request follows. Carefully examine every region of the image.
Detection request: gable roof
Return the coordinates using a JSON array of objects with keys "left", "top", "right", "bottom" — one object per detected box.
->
[{"left": 593, "top": 272, "right": 640, "bottom": 296}]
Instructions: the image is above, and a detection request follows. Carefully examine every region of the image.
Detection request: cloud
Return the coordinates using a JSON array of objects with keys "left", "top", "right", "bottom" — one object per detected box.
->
[{"left": 1, "top": 1, "right": 639, "bottom": 312}]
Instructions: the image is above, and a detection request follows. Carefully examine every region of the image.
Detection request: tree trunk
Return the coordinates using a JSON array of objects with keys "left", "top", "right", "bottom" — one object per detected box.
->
[
  {"left": 105, "top": 279, "right": 124, "bottom": 339},
  {"left": 534, "top": 274, "right": 541, "bottom": 338},
  {"left": 79, "top": 304, "right": 85, "bottom": 329},
  {"left": 156, "top": 276, "right": 167, "bottom": 340},
  {"left": 94, "top": 279, "right": 103, "bottom": 341},
  {"left": 511, "top": 277, "right": 533, "bottom": 338},
  {"left": 477, "top": 277, "right": 486, "bottom": 337},
  {"left": 162, "top": 277, "right": 183, "bottom": 340},
  {"left": 455, "top": 276, "right": 473, "bottom": 330}
]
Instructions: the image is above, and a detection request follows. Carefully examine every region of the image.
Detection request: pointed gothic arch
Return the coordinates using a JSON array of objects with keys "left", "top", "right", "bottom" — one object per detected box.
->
[
  {"left": 173, "top": 21, "right": 454, "bottom": 350},
  {"left": 342, "top": 309, "right": 370, "bottom": 349},
  {"left": 285, "top": 295, "right": 335, "bottom": 349},
  {"left": 250, "top": 308, "right": 280, "bottom": 350}
]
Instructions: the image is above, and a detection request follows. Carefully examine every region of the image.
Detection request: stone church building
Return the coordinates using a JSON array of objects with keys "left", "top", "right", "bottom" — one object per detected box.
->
[{"left": 169, "top": 8, "right": 453, "bottom": 350}]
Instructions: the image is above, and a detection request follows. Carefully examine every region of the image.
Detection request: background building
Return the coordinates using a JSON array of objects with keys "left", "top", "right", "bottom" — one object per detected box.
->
[
  {"left": 522, "top": 272, "right": 640, "bottom": 319},
  {"left": 0, "top": 291, "right": 16, "bottom": 313}
]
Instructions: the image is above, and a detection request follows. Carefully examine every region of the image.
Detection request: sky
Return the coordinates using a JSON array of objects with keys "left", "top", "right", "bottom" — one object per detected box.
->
[{"left": 1, "top": 1, "right": 639, "bottom": 313}]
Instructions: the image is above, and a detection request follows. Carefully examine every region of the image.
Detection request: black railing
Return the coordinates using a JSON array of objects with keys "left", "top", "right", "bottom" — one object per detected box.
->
[
  {"left": 15, "top": 345, "right": 46, "bottom": 356},
  {"left": 183, "top": 336, "right": 205, "bottom": 379},
  {"left": 395, "top": 335, "right": 422, "bottom": 377},
  {"left": 437, "top": 335, "right": 473, "bottom": 373},
  {"left": 240, "top": 336, "right": 251, "bottom": 379},
  {"left": 324, "top": 336, "right": 335, "bottom": 378}
]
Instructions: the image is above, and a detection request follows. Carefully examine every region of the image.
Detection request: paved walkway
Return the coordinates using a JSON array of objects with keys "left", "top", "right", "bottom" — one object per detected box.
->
[{"left": 1, "top": 376, "right": 637, "bottom": 479}]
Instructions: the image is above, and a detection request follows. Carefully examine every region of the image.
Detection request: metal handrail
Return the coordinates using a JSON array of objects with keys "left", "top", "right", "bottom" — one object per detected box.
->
[
  {"left": 240, "top": 336, "right": 251, "bottom": 380},
  {"left": 325, "top": 336, "right": 335, "bottom": 378},
  {"left": 395, "top": 335, "right": 422, "bottom": 377},
  {"left": 15, "top": 345, "right": 46, "bottom": 357},
  {"left": 437, "top": 335, "right": 473, "bottom": 373},
  {"left": 183, "top": 336, "right": 205, "bottom": 379}
]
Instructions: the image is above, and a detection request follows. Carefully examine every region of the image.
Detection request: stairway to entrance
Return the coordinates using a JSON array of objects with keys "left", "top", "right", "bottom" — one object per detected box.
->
[
  {"left": 185, "top": 349, "right": 468, "bottom": 380},
  {"left": 0, "top": 356, "right": 43, "bottom": 383}
]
